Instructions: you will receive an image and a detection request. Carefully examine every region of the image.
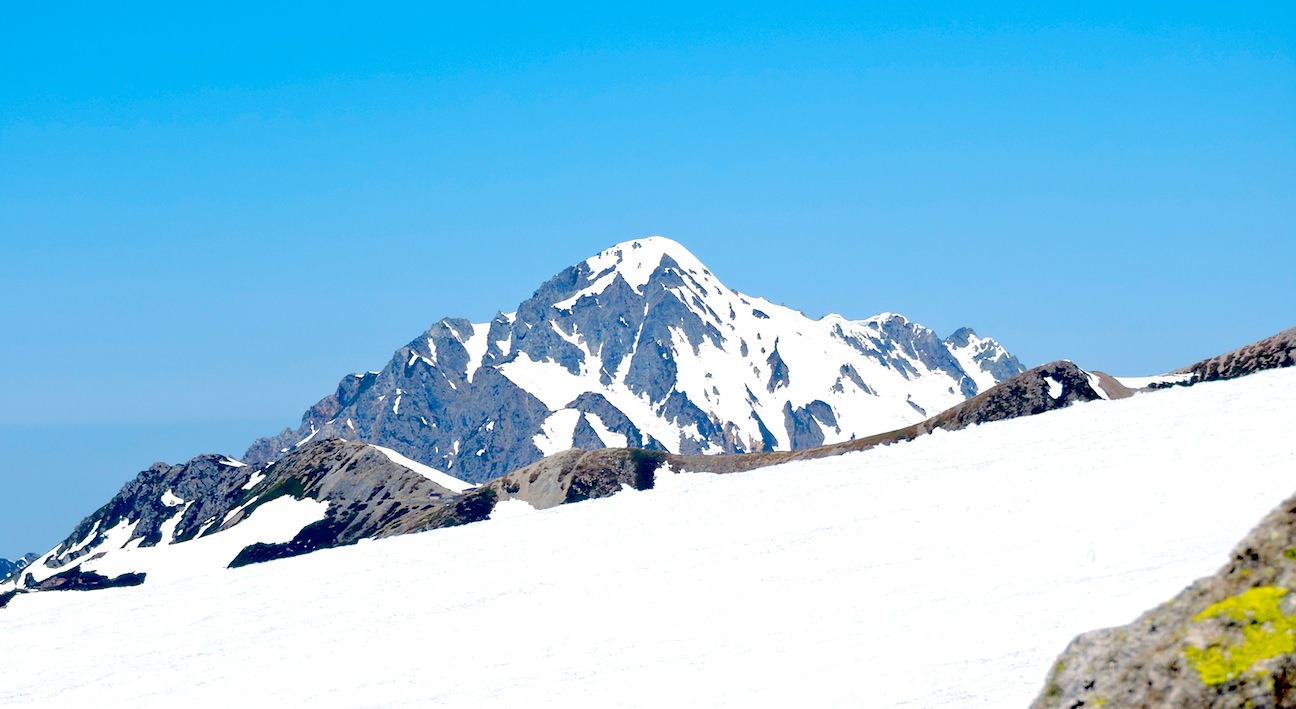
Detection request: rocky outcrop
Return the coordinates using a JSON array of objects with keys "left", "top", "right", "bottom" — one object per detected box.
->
[
  {"left": 1173, "top": 327, "right": 1296, "bottom": 385},
  {"left": 15, "top": 438, "right": 477, "bottom": 584},
  {"left": 1033, "top": 486, "right": 1296, "bottom": 709},
  {"left": 487, "top": 448, "right": 666, "bottom": 510}
]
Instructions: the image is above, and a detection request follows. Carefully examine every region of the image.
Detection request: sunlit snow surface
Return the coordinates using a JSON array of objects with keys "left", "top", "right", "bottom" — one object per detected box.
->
[{"left": 3, "top": 368, "right": 1296, "bottom": 708}]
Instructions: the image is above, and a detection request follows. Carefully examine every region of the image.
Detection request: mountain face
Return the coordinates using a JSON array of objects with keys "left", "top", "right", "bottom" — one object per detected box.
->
[
  {"left": 243, "top": 236, "right": 1023, "bottom": 483},
  {"left": 2, "top": 236, "right": 1024, "bottom": 600},
  {"left": 0, "top": 554, "right": 36, "bottom": 582}
]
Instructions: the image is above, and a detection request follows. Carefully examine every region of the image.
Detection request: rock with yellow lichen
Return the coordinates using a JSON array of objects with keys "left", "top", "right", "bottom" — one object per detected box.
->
[{"left": 1033, "top": 488, "right": 1296, "bottom": 708}]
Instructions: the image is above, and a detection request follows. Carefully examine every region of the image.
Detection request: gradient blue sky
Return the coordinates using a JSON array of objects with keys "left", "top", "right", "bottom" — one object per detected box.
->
[{"left": 2, "top": 2, "right": 1293, "bottom": 558}]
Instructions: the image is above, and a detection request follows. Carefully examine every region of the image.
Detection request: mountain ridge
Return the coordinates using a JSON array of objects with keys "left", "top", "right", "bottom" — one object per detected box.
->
[
  {"left": 240, "top": 236, "right": 1024, "bottom": 483},
  {"left": 3, "top": 235, "right": 1026, "bottom": 598}
]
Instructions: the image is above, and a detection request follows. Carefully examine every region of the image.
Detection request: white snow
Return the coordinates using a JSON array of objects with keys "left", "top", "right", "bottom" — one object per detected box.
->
[
  {"left": 498, "top": 238, "right": 994, "bottom": 455},
  {"left": 20, "top": 518, "right": 140, "bottom": 584},
  {"left": 1116, "top": 372, "right": 1196, "bottom": 389},
  {"left": 489, "top": 498, "right": 537, "bottom": 519},
  {"left": 218, "top": 458, "right": 246, "bottom": 468},
  {"left": 392, "top": 388, "right": 402, "bottom": 415},
  {"left": 293, "top": 424, "right": 318, "bottom": 448},
  {"left": 1045, "top": 376, "right": 1064, "bottom": 399},
  {"left": 1086, "top": 371, "right": 1111, "bottom": 400},
  {"left": 85, "top": 496, "right": 327, "bottom": 587},
  {"left": 584, "top": 412, "right": 628, "bottom": 448},
  {"left": 159, "top": 490, "right": 184, "bottom": 508},
  {"left": 241, "top": 470, "right": 266, "bottom": 491},
  {"left": 532, "top": 409, "right": 583, "bottom": 457},
  {"left": 945, "top": 330, "right": 1007, "bottom": 395},
  {"left": 156, "top": 503, "right": 192, "bottom": 545},
  {"left": 3, "top": 366, "right": 1294, "bottom": 708},
  {"left": 369, "top": 445, "right": 475, "bottom": 493},
  {"left": 460, "top": 322, "right": 491, "bottom": 383}
]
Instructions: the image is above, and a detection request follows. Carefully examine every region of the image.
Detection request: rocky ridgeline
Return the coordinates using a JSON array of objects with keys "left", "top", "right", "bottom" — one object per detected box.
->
[
  {"left": 5, "top": 236, "right": 1030, "bottom": 602},
  {"left": 1175, "top": 326, "right": 1296, "bottom": 385}
]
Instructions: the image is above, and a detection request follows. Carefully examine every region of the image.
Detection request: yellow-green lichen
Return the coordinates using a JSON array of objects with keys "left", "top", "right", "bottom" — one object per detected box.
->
[{"left": 1185, "top": 586, "right": 1296, "bottom": 685}]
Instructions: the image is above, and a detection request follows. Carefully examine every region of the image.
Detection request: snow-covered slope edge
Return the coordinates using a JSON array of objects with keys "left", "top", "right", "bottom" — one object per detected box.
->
[
  {"left": 243, "top": 236, "right": 1024, "bottom": 482},
  {"left": 1, "top": 366, "right": 1293, "bottom": 708}
]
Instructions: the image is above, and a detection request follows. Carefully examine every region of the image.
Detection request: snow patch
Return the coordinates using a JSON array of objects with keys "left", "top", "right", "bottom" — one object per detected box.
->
[
  {"left": 585, "top": 412, "right": 628, "bottom": 448},
  {"left": 489, "top": 498, "right": 537, "bottom": 520},
  {"left": 461, "top": 322, "right": 491, "bottom": 383},
  {"left": 1115, "top": 372, "right": 1196, "bottom": 389},
  {"left": 533, "top": 409, "right": 583, "bottom": 457},
  {"left": 241, "top": 471, "right": 266, "bottom": 491},
  {"left": 370, "top": 445, "right": 475, "bottom": 493}
]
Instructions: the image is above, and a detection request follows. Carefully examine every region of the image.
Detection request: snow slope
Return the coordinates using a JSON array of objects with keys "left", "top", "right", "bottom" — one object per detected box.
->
[{"left": 3, "top": 368, "right": 1293, "bottom": 708}]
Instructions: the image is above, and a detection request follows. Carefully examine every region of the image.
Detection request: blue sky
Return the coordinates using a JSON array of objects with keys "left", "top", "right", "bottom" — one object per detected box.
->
[{"left": 2, "top": 2, "right": 1293, "bottom": 558}]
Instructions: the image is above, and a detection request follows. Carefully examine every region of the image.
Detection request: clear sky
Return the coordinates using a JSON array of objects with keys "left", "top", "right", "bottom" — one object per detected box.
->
[{"left": 2, "top": 2, "right": 1293, "bottom": 559}]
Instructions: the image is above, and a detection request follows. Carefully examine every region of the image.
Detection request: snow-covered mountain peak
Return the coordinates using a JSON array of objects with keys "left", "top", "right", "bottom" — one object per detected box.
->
[
  {"left": 242, "top": 236, "right": 1027, "bottom": 481},
  {"left": 582, "top": 235, "right": 714, "bottom": 294}
]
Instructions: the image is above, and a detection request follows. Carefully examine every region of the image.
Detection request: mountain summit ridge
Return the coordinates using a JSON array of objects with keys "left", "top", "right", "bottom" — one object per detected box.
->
[{"left": 243, "top": 236, "right": 1024, "bottom": 481}]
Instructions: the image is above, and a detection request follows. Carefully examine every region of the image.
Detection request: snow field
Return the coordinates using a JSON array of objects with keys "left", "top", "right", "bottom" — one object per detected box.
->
[{"left": 2, "top": 367, "right": 1295, "bottom": 708}]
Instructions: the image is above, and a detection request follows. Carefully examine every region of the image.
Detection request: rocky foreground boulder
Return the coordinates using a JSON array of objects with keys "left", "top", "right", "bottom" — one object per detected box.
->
[{"left": 1034, "top": 480, "right": 1296, "bottom": 708}]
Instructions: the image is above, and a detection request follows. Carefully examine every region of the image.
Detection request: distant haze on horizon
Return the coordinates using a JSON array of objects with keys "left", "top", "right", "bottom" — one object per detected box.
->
[{"left": 1, "top": 2, "right": 1293, "bottom": 558}]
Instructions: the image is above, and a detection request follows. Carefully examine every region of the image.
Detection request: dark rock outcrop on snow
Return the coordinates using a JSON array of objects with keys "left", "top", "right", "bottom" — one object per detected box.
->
[
  {"left": 1172, "top": 326, "right": 1296, "bottom": 385},
  {"left": 1033, "top": 486, "right": 1296, "bottom": 709}
]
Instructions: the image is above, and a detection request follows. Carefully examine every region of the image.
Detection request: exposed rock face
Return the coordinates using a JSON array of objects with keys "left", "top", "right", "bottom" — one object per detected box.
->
[
  {"left": 1174, "top": 327, "right": 1296, "bottom": 384},
  {"left": 242, "top": 237, "right": 1024, "bottom": 483},
  {"left": 487, "top": 448, "right": 666, "bottom": 510},
  {"left": 1033, "top": 487, "right": 1296, "bottom": 709}
]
